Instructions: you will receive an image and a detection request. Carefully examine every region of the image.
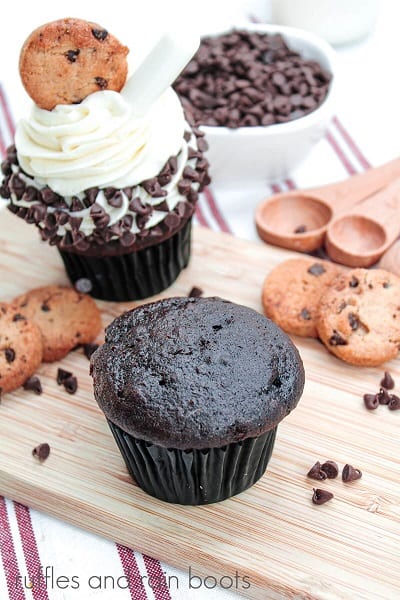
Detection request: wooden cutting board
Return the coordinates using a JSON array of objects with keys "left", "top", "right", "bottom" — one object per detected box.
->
[{"left": 0, "top": 210, "right": 399, "bottom": 600}]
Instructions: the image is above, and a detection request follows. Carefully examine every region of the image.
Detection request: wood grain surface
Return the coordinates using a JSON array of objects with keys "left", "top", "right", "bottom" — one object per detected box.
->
[{"left": 0, "top": 211, "right": 399, "bottom": 600}]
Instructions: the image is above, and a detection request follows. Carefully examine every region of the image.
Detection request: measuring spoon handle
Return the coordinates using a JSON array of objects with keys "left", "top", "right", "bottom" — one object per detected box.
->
[
  {"left": 311, "top": 156, "right": 400, "bottom": 212},
  {"left": 351, "top": 177, "right": 400, "bottom": 241}
]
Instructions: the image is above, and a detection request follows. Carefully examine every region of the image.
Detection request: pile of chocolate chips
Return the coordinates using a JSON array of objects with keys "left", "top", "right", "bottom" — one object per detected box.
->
[
  {"left": 363, "top": 371, "right": 400, "bottom": 411},
  {"left": 174, "top": 29, "right": 332, "bottom": 128}
]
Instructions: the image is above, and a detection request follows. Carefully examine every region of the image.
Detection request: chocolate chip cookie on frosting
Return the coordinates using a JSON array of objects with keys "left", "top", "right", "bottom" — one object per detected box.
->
[{"left": 1, "top": 18, "right": 210, "bottom": 301}]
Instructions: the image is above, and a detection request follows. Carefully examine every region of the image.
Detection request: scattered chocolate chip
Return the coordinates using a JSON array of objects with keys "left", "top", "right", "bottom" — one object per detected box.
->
[
  {"left": 312, "top": 488, "right": 334, "bottom": 505},
  {"left": 74, "top": 278, "right": 93, "bottom": 294},
  {"left": 363, "top": 393, "right": 379, "bottom": 410},
  {"left": 4, "top": 348, "right": 15, "bottom": 363},
  {"left": 329, "top": 330, "right": 348, "bottom": 346},
  {"left": 321, "top": 461, "right": 339, "bottom": 479},
  {"left": 94, "top": 77, "right": 108, "bottom": 89},
  {"left": 32, "top": 443, "right": 50, "bottom": 462},
  {"left": 12, "top": 313, "right": 26, "bottom": 322},
  {"left": 63, "top": 376, "right": 78, "bottom": 395},
  {"left": 188, "top": 286, "right": 203, "bottom": 298},
  {"left": 348, "top": 313, "right": 359, "bottom": 331},
  {"left": 377, "top": 387, "right": 391, "bottom": 405},
  {"left": 41, "top": 303, "right": 50, "bottom": 312},
  {"left": 57, "top": 368, "right": 72, "bottom": 385},
  {"left": 23, "top": 376, "right": 42, "bottom": 395},
  {"left": 83, "top": 343, "right": 99, "bottom": 360},
  {"left": 342, "top": 464, "right": 362, "bottom": 482},
  {"left": 349, "top": 276, "right": 359, "bottom": 288},
  {"left": 65, "top": 49, "right": 80, "bottom": 63},
  {"left": 92, "top": 28, "right": 108, "bottom": 41},
  {"left": 307, "top": 263, "right": 326, "bottom": 276},
  {"left": 294, "top": 224, "right": 307, "bottom": 234},
  {"left": 388, "top": 394, "right": 400, "bottom": 410},
  {"left": 300, "top": 308, "right": 311, "bottom": 321},
  {"left": 380, "top": 371, "right": 395, "bottom": 390},
  {"left": 307, "top": 461, "right": 327, "bottom": 481}
]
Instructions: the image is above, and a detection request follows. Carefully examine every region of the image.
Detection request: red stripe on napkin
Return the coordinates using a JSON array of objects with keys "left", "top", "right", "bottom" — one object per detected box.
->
[
  {"left": 0, "top": 84, "right": 16, "bottom": 139},
  {"left": 285, "top": 179, "right": 296, "bottom": 190},
  {"left": 325, "top": 130, "right": 357, "bottom": 176},
  {"left": 202, "top": 187, "right": 232, "bottom": 233},
  {"left": 0, "top": 497, "right": 26, "bottom": 600},
  {"left": 116, "top": 544, "right": 149, "bottom": 600},
  {"left": 332, "top": 116, "right": 371, "bottom": 169},
  {"left": 195, "top": 204, "right": 209, "bottom": 227},
  {"left": 0, "top": 129, "right": 6, "bottom": 157},
  {"left": 143, "top": 555, "right": 172, "bottom": 600},
  {"left": 270, "top": 183, "right": 281, "bottom": 194},
  {"left": 13, "top": 503, "right": 49, "bottom": 600}
]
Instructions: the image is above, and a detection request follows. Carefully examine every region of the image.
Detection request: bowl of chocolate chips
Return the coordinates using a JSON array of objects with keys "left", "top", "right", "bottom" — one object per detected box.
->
[{"left": 174, "top": 23, "right": 336, "bottom": 186}]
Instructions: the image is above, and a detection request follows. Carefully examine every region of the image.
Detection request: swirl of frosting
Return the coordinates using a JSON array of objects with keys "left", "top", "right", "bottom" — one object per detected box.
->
[{"left": 15, "top": 88, "right": 186, "bottom": 196}]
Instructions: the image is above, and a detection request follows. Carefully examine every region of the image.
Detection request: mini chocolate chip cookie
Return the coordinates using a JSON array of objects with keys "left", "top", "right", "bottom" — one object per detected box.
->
[
  {"left": 0, "top": 303, "right": 43, "bottom": 394},
  {"left": 10, "top": 286, "right": 102, "bottom": 362},
  {"left": 262, "top": 258, "right": 341, "bottom": 337},
  {"left": 316, "top": 268, "right": 400, "bottom": 366},
  {"left": 19, "top": 18, "right": 129, "bottom": 110}
]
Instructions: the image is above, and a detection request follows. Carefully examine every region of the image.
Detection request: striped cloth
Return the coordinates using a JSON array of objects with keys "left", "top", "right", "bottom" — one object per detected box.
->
[{"left": 1, "top": 3, "right": 399, "bottom": 598}]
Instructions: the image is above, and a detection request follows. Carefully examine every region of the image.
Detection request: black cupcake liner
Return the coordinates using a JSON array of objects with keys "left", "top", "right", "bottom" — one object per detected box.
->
[
  {"left": 58, "top": 219, "right": 192, "bottom": 301},
  {"left": 108, "top": 420, "right": 277, "bottom": 505}
]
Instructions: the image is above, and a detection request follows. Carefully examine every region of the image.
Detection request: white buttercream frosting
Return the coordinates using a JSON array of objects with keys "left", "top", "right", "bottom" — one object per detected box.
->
[{"left": 15, "top": 87, "right": 186, "bottom": 196}]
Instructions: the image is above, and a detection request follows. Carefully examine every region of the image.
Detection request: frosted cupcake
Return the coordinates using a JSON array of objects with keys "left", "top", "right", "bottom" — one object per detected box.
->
[{"left": 0, "top": 18, "right": 210, "bottom": 300}]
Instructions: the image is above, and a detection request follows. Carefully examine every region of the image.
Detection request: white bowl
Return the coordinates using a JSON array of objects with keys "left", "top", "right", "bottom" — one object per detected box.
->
[{"left": 199, "top": 23, "right": 337, "bottom": 187}]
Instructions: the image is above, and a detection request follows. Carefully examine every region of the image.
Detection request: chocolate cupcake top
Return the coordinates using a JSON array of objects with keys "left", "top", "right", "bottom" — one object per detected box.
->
[{"left": 90, "top": 297, "right": 305, "bottom": 449}]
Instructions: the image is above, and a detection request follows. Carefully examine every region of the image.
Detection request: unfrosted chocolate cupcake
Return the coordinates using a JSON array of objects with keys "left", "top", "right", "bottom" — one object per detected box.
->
[{"left": 90, "top": 296, "right": 305, "bottom": 504}]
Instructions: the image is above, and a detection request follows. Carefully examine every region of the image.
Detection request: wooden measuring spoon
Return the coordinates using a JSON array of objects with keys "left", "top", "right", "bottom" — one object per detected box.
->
[
  {"left": 378, "top": 240, "right": 400, "bottom": 276},
  {"left": 255, "top": 157, "right": 400, "bottom": 252},
  {"left": 325, "top": 178, "right": 400, "bottom": 267}
]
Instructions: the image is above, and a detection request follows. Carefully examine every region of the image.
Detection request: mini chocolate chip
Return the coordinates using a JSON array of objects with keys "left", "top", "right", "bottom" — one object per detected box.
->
[
  {"left": 83, "top": 343, "right": 99, "bottom": 360},
  {"left": 63, "top": 376, "right": 78, "bottom": 394},
  {"left": 321, "top": 461, "right": 339, "bottom": 479},
  {"left": 70, "top": 196, "right": 84, "bottom": 212},
  {"left": 57, "top": 368, "right": 72, "bottom": 385},
  {"left": 307, "top": 263, "right": 326, "bottom": 276},
  {"left": 107, "top": 192, "right": 123, "bottom": 208},
  {"left": 23, "top": 376, "right": 42, "bottom": 395},
  {"left": 188, "top": 286, "right": 203, "bottom": 298},
  {"left": 4, "top": 348, "right": 15, "bottom": 363},
  {"left": 120, "top": 231, "right": 136, "bottom": 247},
  {"left": 348, "top": 313, "right": 359, "bottom": 331},
  {"left": 32, "top": 443, "right": 50, "bottom": 462},
  {"left": 294, "top": 224, "right": 307, "bottom": 233},
  {"left": 307, "top": 461, "right": 327, "bottom": 481},
  {"left": 92, "top": 28, "right": 108, "bottom": 41},
  {"left": 41, "top": 303, "right": 50, "bottom": 312},
  {"left": 388, "top": 394, "right": 400, "bottom": 410},
  {"left": 65, "top": 49, "right": 80, "bottom": 62},
  {"left": 383, "top": 281, "right": 391, "bottom": 289},
  {"left": 312, "top": 488, "right": 333, "bottom": 505},
  {"left": 377, "top": 387, "right": 391, "bottom": 405},
  {"left": 364, "top": 393, "right": 379, "bottom": 410},
  {"left": 342, "top": 464, "right": 362, "bottom": 482},
  {"left": 380, "top": 371, "right": 395, "bottom": 390},
  {"left": 94, "top": 77, "right": 108, "bottom": 89},
  {"left": 74, "top": 278, "right": 93, "bottom": 293},
  {"left": 349, "top": 276, "right": 359, "bottom": 288},
  {"left": 12, "top": 313, "right": 26, "bottom": 322},
  {"left": 300, "top": 308, "right": 311, "bottom": 321},
  {"left": 154, "top": 200, "right": 170, "bottom": 212},
  {"left": 329, "top": 330, "right": 348, "bottom": 346}
]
